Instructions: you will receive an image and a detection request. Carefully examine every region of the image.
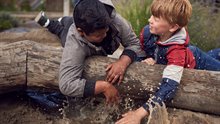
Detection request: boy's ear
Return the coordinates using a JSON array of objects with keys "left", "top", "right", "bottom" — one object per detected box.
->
[
  {"left": 169, "top": 24, "right": 180, "bottom": 33},
  {"left": 77, "top": 28, "right": 84, "bottom": 36}
]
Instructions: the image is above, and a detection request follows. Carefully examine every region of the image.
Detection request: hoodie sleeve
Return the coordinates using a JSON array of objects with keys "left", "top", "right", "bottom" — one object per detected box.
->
[
  {"left": 114, "top": 14, "right": 146, "bottom": 62},
  {"left": 59, "top": 32, "right": 96, "bottom": 98},
  {"left": 142, "top": 45, "right": 185, "bottom": 112}
]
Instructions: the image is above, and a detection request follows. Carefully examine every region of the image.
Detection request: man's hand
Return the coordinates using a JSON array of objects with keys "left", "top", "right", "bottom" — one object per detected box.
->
[
  {"left": 106, "top": 55, "right": 131, "bottom": 84},
  {"left": 141, "top": 58, "right": 156, "bottom": 65},
  {"left": 95, "top": 81, "right": 120, "bottom": 105},
  {"left": 115, "top": 107, "right": 149, "bottom": 124}
]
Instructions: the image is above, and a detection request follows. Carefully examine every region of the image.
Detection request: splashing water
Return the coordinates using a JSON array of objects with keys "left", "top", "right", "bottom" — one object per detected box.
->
[
  {"left": 147, "top": 103, "right": 170, "bottom": 124},
  {"left": 58, "top": 97, "right": 122, "bottom": 124},
  {"left": 58, "top": 97, "right": 171, "bottom": 124}
]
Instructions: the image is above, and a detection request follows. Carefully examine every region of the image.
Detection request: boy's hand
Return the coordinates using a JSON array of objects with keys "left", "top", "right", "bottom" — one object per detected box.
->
[
  {"left": 141, "top": 58, "right": 156, "bottom": 65},
  {"left": 106, "top": 55, "right": 131, "bottom": 84},
  {"left": 115, "top": 107, "right": 149, "bottom": 124},
  {"left": 95, "top": 81, "right": 120, "bottom": 105}
]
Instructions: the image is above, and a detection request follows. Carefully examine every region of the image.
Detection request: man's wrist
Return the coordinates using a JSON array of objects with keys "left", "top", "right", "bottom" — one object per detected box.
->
[
  {"left": 94, "top": 80, "right": 109, "bottom": 95},
  {"left": 121, "top": 49, "right": 137, "bottom": 62},
  {"left": 119, "top": 55, "right": 132, "bottom": 68},
  {"left": 83, "top": 80, "right": 96, "bottom": 97}
]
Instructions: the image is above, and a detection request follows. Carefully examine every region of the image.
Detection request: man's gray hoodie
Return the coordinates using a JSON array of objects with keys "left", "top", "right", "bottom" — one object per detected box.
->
[{"left": 59, "top": 0, "right": 144, "bottom": 97}]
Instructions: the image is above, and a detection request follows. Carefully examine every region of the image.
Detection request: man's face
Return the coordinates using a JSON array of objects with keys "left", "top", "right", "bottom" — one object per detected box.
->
[
  {"left": 84, "top": 27, "right": 109, "bottom": 43},
  {"left": 148, "top": 15, "right": 172, "bottom": 35}
]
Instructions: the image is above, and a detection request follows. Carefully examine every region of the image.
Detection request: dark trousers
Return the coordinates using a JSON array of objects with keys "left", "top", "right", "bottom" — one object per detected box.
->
[
  {"left": 207, "top": 48, "right": 220, "bottom": 61},
  {"left": 189, "top": 46, "right": 220, "bottom": 71},
  {"left": 47, "top": 17, "right": 73, "bottom": 47}
]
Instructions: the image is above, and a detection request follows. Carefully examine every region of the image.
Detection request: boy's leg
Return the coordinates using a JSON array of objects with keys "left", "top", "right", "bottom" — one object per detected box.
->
[
  {"left": 189, "top": 46, "right": 220, "bottom": 71},
  {"left": 207, "top": 48, "right": 220, "bottom": 61},
  {"left": 35, "top": 11, "right": 73, "bottom": 47}
]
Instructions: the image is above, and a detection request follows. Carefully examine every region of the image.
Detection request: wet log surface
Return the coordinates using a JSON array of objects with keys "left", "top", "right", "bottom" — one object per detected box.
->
[{"left": 0, "top": 40, "right": 220, "bottom": 116}]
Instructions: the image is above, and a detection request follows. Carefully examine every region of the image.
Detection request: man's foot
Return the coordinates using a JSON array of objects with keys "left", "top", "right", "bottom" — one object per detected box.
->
[{"left": 35, "top": 11, "right": 50, "bottom": 27}]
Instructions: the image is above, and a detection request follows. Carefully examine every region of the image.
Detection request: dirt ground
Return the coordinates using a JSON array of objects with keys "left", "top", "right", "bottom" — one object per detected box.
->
[
  {"left": 0, "top": 91, "right": 123, "bottom": 124},
  {"left": 1, "top": 90, "right": 220, "bottom": 124},
  {"left": 0, "top": 92, "right": 62, "bottom": 124}
]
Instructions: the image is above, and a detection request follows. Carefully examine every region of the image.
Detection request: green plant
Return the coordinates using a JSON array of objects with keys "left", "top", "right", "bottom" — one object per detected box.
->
[
  {"left": 188, "top": 2, "right": 220, "bottom": 51},
  {"left": 0, "top": 0, "right": 17, "bottom": 11},
  {"left": 20, "top": 0, "right": 31, "bottom": 11},
  {"left": 0, "top": 13, "right": 19, "bottom": 31},
  {"left": 113, "top": 0, "right": 152, "bottom": 36}
]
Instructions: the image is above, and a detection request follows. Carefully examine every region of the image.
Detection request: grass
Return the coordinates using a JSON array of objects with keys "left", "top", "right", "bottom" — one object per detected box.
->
[
  {"left": 0, "top": 12, "right": 19, "bottom": 31},
  {"left": 113, "top": 0, "right": 152, "bottom": 36},
  {"left": 188, "top": 2, "right": 220, "bottom": 51},
  {"left": 113, "top": 0, "right": 220, "bottom": 51}
]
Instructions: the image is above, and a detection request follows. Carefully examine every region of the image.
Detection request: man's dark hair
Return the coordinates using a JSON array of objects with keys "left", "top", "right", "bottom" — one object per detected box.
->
[{"left": 73, "top": 0, "right": 111, "bottom": 35}]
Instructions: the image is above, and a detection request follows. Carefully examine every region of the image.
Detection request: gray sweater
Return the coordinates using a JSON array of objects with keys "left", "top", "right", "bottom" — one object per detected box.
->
[{"left": 59, "top": 0, "right": 145, "bottom": 97}]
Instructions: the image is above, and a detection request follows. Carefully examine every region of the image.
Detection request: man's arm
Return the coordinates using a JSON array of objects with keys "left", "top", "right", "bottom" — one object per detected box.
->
[
  {"left": 59, "top": 31, "right": 119, "bottom": 104},
  {"left": 59, "top": 34, "right": 95, "bottom": 97}
]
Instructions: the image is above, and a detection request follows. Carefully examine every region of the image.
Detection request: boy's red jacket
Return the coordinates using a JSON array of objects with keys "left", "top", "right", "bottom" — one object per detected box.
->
[
  {"left": 139, "top": 25, "right": 196, "bottom": 112},
  {"left": 139, "top": 25, "right": 196, "bottom": 68}
]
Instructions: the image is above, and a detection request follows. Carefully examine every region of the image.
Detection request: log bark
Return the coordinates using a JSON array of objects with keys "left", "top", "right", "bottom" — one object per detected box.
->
[
  {"left": 149, "top": 107, "right": 220, "bottom": 124},
  {"left": 0, "top": 40, "right": 220, "bottom": 116},
  {"left": 0, "top": 29, "right": 61, "bottom": 46},
  {"left": 0, "top": 41, "right": 28, "bottom": 94}
]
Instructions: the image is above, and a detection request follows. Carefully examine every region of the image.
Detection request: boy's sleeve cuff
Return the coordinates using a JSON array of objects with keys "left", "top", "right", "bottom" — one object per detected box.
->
[
  {"left": 121, "top": 49, "right": 137, "bottom": 62},
  {"left": 142, "top": 103, "right": 150, "bottom": 113},
  {"left": 83, "top": 80, "right": 96, "bottom": 97}
]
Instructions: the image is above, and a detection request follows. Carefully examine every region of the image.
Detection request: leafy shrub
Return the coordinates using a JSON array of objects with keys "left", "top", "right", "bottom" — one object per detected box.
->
[{"left": 0, "top": 13, "right": 19, "bottom": 31}]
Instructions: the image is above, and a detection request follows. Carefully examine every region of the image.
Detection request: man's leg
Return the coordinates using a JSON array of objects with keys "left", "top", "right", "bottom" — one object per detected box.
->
[
  {"left": 58, "top": 16, "right": 74, "bottom": 47},
  {"left": 35, "top": 11, "right": 73, "bottom": 47}
]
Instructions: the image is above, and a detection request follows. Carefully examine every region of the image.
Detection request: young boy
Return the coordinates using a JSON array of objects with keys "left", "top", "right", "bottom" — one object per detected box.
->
[
  {"left": 116, "top": 0, "right": 220, "bottom": 123},
  {"left": 35, "top": 0, "right": 144, "bottom": 105}
]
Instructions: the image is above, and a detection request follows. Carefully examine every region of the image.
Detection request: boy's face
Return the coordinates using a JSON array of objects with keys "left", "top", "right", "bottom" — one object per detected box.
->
[
  {"left": 148, "top": 15, "right": 175, "bottom": 35},
  {"left": 83, "top": 27, "right": 109, "bottom": 43}
]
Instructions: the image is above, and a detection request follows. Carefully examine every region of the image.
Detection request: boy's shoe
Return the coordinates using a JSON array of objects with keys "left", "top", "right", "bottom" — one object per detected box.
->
[{"left": 35, "top": 11, "right": 50, "bottom": 27}]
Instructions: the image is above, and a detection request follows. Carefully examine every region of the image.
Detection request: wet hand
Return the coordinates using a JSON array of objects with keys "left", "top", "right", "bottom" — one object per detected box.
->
[
  {"left": 141, "top": 58, "right": 156, "bottom": 65},
  {"left": 103, "top": 82, "right": 120, "bottom": 105},
  {"left": 95, "top": 81, "right": 120, "bottom": 105}
]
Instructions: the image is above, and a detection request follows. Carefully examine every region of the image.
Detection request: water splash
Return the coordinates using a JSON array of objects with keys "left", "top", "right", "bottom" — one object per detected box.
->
[{"left": 147, "top": 103, "right": 170, "bottom": 124}]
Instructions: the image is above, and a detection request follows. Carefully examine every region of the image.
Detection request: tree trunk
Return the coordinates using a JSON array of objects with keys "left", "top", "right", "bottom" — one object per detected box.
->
[{"left": 0, "top": 40, "right": 220, "bottom": 115}]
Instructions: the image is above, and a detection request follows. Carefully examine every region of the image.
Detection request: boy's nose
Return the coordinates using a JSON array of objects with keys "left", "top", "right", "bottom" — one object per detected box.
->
[{"left": 148, "top": 16, "right": 153, "bottom": 24}]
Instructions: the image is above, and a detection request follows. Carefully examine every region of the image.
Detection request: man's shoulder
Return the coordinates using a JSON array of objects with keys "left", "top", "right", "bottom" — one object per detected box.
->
[
  {"left": 66, "top": 24, "right": 86, "bottom": 46},
  {"left": 111, "top": 13, "right": 129, "bottom": 29}
]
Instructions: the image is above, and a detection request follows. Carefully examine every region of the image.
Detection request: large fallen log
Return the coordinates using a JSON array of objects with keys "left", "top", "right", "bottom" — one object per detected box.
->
[{"left": 0, "top": 40, "right": 220, "bottom": 116}]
